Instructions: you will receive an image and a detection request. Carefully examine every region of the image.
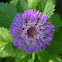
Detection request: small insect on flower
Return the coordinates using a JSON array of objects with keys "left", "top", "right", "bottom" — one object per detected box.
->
[{"left": 9, "top": 9, "right": 55, "bottom": 54}]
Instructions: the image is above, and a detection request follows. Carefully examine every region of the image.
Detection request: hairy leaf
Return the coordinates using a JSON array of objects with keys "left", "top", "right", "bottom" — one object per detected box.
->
[
  {"left": 16, "top": 0, "right": 29, "bottom": 12},
  {"left": 0, "top": 27, "right": 11, "bottom": 57},
  {"left": 0, "top": 27, "right": 27, "bottom": 58},
  {"left": 0, "top": 27, "right": 11, "bottom": 43},
  {"left": 4, "top": 42, "right": 28, "bottom": 58},
  {"left": 0, "top": 3, "right": 17, "bottom": 29},
  {"left": 43, "top": 0, "right": 55, "bottom": 17},
  {"left": 39, "top": 0, "right": 48, "bottom": 12}
]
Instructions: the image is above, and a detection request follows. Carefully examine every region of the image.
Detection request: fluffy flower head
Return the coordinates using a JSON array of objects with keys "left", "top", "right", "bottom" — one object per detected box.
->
[{"left": 9, "top": 9, "right": 55, "bottom": 54}]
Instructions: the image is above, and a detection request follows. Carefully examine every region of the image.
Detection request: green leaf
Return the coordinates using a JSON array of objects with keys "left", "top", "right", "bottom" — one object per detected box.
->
[
  {"left": 0, "top": 27, "right": 27, "bottom": 58},
  {"left": 39, "top": 0, "right": 48, "bottom": 12},
  {"left": 16, "top": 0, "right": 29, "bottom": 13},
  {"left": 0, "top": 2, "right": 17, "bottom": 29},
  {"left": 0, "top": 39, "right": 27, "bottom": 58},
  {"left": 32, "top": 53, "right": 35, "bottom": 62},
  {"left": 0, "top": 27, "right": 11, "bottom": 57},
  {"left": 50, "top": 13, "right": 62, "bottom": 27},
  {"left": 27, "top": 0, "right": 39, "bottom": 9},
  {"left": 0, "top": 27, "right": 11, "bottom": 43},
  {"left": 4, "top": 42, "right": 28, "bottom": 58},
  {"left": 43, "top": 0, "right": 55, "bottom": 18},
  {"left": 39, "top": 0, "right": 55, "bottom": 11},
  {"left": 10, "top": 0, "right": 19, "bottom": 6}
]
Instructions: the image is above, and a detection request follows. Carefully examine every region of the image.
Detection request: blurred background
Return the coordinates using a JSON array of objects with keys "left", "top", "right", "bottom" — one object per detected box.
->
[{"left": 0, "top": 0, "right": 62, "bottom": 62}]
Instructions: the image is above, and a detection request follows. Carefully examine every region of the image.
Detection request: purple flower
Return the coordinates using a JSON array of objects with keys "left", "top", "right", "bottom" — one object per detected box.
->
[{"left": 9, "top": 9, "right": 55, "bottom": 54}]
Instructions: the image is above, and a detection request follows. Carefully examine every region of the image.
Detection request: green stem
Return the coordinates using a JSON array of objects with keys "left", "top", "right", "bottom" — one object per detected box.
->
[{"left": 32, "top": 52, "right": 35, "bottom": 62}]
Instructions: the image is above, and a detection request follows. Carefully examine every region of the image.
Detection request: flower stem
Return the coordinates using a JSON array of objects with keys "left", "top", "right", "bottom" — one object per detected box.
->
[{"left": 32, "top": 52, "right": 35, "bottom": 62}]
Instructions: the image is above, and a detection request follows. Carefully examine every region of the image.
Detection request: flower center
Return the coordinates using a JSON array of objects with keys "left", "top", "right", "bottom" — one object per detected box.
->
[
  {"left": 27, "top": 27, "right": 36, "bottom": 37},
  {"left": 29, "top": 29, "right": 35, "bottom": 35}
]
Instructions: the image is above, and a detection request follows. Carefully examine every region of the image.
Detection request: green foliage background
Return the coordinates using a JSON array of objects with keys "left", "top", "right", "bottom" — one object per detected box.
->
[{"left": 0, "top": 0, "right": 62, "bottom": 62}]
